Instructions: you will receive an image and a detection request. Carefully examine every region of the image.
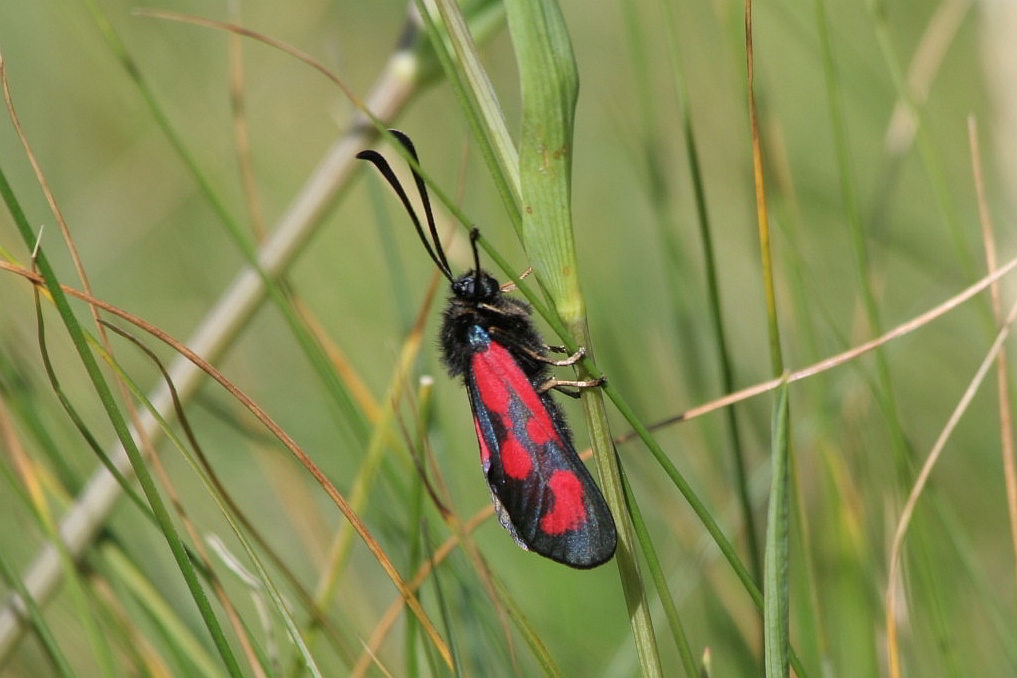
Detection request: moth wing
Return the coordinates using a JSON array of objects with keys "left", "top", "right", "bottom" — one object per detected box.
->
[{"left": 466, "top": 340, "right": 616, "bottom": 568}]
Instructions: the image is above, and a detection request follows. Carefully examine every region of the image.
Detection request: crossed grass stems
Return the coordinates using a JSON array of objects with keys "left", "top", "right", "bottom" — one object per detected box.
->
[{"left": 1, "top": 5, "right": 1012, "bottom": 677}]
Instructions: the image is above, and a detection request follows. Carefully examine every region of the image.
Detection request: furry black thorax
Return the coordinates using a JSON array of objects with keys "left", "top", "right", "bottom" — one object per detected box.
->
[{"left": 438, "top": 269, "right": 550, "bottom": 384}]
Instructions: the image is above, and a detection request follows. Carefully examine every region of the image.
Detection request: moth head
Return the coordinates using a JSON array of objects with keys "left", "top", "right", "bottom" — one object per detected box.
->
[{"left": 452, "top": 270, "right": 500, "bottom": 302}]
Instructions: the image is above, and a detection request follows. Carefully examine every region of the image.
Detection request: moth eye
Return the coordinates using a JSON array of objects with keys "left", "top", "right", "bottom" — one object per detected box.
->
[{"left": 451, "top": 276, "right": 472, "bottom": 297}]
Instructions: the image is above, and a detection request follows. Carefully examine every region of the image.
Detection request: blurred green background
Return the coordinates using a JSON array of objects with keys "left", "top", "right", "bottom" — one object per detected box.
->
[{"left": 1, "top": 0, "right": 1014, "bottom": 676}]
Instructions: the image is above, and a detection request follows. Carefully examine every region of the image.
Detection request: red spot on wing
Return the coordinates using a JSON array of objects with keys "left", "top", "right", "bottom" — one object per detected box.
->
[
  {"left": 471, "top": 340, "right": 561, "bottom": 482},
  {"left": 526, "top": 414, "right": 554, "bottom": 445},
  {"left": 472, "top": 341, "right": 561, "bottom": 440},
  {"left": 471, "top": 344, "right": 515, "bottom": 415},
  {"left": 500, "top": 431, "right": 532, "bottom": 479},
  {"left": 540, "top": 470, "right": 587, "bottom": 535}
]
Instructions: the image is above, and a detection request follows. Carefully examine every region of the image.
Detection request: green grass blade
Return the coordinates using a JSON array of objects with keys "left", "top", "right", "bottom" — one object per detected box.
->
[
  {"left": 504, "top": 0, "right": 581, "bottom": 317},
  {"left": 0, "top": 352, "right": 82, "bottom": 494},
  {"left": 764, "top": 379, "right": 790, "bottom": 678},
  {"left": 0, "top": 553, "right": 78, "bottom": 678},
  {"left": 654, "top": 0, "right": 762, "bottom": 585},
  {"left": 503, "top": 2, "right": 661, "bottom": 675},
  {"left": 87, "top": 334, "right": 328, "bottom": 678},
  {"left": 422, "top": 526, "right": 462, "bottom": 677},
  {"left": 99, "top": 543, "right": 227, "bottom": 678},
  {"left": 619, "top": 465, "right": 698, "bottom": 677},
  {"left": 415, "top": 0, "right": 522, "bottom": 227},
  {"left": 32, "top": 295, "right": 159, "bottom": 530},
  {"left": 429, "top": 0, "right": 520, "bottom": 200},
  {"left": 81, "top": 0, "right": 374, "bottom": 449},
  {"left": 405, "top": 377, "right": 435, "bottom": 678},
  {"left": 0, "top": 162, "right": 245, "bottom": 678},
  {"left": 489, "top": 574, "right": 564, "bottom": 678},
  {"left": 27, "top": 296, "right": 116, "bottom": 678}
]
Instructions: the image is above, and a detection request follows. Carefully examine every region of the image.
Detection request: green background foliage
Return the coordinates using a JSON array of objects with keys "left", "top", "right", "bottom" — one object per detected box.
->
[{"left": 0, "top": 0, "right": 1013, "bottom": 676}]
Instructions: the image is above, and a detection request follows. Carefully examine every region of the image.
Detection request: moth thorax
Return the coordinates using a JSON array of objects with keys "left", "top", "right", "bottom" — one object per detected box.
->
[{"left": 466, "top": 325, "right": 491, "bottom": 352}]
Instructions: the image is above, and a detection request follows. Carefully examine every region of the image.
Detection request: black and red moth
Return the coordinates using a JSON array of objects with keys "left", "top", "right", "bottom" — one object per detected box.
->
[{"left": 357, "top": 131, "right": 616, "bottom": 568}]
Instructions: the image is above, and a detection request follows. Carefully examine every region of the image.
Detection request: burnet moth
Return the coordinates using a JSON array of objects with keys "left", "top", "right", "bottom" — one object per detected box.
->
[{"left": 357, "top": 131, "right": 617, "bottom": 568}]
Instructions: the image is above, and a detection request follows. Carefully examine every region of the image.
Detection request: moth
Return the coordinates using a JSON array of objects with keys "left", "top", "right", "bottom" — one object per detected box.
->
[{"left": 358, "top": 131, "right": 616, "bottom": 568}]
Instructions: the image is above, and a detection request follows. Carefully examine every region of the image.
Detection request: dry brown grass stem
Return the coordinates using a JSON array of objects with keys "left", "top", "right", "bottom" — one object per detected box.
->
[
  {"left": 0, "top": 22, "right": 414, "bottom": 657},
  {"left": 615, "top": 252, "right": 1017, "bottom": 443},
  {"left": 0, "top": 262, "right": 453, "bottom": 669}
]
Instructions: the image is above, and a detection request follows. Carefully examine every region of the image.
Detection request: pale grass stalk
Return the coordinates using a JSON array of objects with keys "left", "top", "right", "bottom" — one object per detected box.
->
[
  {"left": 207, "top": 535, "right": 281, "bottom": 673},
  {"left": 8, "top": 242, "right": 1017, "bottom": 673},
  {"left": 884, "top": 0, "right": 973, "bottom": 155},
  {"left": 1, "top": 262, "right": 454, "bottom": 667},
  {"left": 969, "top": 116, "right": 1017, "bottom": 595},
  {"left": 623, "top": 254, "right": 1017, "bottom": 435},
  {"left": 357, "top": 639, "right": 398, "bottom": 678},
  {"left": 886, "top": 296, "right": 1017, "bottom": 678},
  {"left": 226, "top": 0, "right": 268, "bottom": 242},
  {"left": 0, "top": 52, "right": 417, "bottom": 659}
]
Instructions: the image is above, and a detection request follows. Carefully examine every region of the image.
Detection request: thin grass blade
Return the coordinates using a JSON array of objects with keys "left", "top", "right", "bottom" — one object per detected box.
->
[{"left": 764, "top": 379, "right": 790, "bottom": 678}]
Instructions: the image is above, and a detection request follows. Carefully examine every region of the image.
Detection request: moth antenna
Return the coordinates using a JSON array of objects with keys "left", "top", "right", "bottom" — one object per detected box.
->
[
  {"left": 387, "top": 130, "right": 454, "bottom": 277},
  {"left": 356, "top": 146, "right": 453, "bottom": 281},
  {"left": 469, "top": 228, "right": 483, "bottom": 300}
]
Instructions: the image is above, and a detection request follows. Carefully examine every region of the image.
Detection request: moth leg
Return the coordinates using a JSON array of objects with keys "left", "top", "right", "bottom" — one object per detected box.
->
[
  {"left": 489, "top": 329, "right": 587, "bottom": 366},
  {"left": 476, "top": 303, "right": 529, "bottom": 326},
  {"left": 522, "top": 343, "right": 586, "bottom": 366},
  {"left": 548, "top": 385, "right": 582, "bottom": 399},
  {"left": 537, "top": 375, "right": 606, "bottom": 397},
  {"left": 540, "top": 346, "right": 586, "bottom": 366},
  {"left": 499, "top": 266, "right": 533, "bottom": 292}
]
